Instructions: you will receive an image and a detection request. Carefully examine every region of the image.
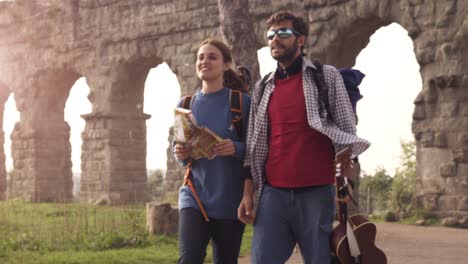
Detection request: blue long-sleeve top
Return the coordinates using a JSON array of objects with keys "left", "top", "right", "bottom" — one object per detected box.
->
[{"left": 174, "top": 87, "right": 251, "bottom": 220}]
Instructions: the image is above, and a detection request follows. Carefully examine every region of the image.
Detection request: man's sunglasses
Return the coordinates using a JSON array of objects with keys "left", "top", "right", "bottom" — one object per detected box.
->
[{"left": 267, "top": 28, "right": 301, "bottom": 40}]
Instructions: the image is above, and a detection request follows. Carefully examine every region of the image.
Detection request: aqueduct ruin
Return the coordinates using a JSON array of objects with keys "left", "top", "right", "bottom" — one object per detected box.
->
[{"left": 0, "top": 0, "right": 466, "bottom": 216}]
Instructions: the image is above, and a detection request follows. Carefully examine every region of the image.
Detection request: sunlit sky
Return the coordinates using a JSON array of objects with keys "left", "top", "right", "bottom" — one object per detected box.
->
[{"left": 3, "top": 23, "right": 420, "bottom": 176}]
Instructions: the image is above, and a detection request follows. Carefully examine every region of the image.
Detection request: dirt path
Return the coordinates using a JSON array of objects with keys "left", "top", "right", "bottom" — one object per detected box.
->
[{"left": 239, "top": 222, "right": 468, "bottom": 264}]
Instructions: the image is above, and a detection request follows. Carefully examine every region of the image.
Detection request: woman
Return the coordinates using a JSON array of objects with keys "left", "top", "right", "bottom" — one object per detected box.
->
[{"left": 173, "top": 38, "right": 251, "bottom": 264}]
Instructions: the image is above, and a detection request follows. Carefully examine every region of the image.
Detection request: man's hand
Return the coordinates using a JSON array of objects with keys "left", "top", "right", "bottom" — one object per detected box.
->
[
  {"left": 214, "top": 139, "right": 236, "bottom": 156},
  {"left": 335, "top": 147, "right": 355, "bottom": 179},
  {"left": 238, "top": 178, "right": 255, "bottom": 224},
  {"left": 334, "top": 147, "right": 356, "bottom": 204},
  {"left": 174, "top": 143, "right": 192, "bottom": 160},
  {"left": 336, "top": 184, "right": 354, "bottom": 203}
]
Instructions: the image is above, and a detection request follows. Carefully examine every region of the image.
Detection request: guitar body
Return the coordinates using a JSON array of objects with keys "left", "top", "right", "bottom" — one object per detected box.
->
[{"left": 330, "top": 214, "right": 387, "bottom": 264}]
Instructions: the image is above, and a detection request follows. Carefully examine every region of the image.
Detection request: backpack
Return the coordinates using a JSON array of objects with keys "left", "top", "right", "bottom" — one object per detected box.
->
[
  {"left": 180, "top": 89, "right": 244, "bottom": 139},
  {"left": 258, "top": 60, "right": 365, "bottom": 123}
]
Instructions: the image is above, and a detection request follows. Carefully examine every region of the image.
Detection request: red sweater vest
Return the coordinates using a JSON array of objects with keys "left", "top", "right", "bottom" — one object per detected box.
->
[{"left": 265, "top": 72, "right": 335, "bottom": 187}]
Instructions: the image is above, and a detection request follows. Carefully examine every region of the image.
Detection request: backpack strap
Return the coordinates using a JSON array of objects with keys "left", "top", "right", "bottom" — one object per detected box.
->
[
  {"left": 255, "top": 72, "right": 273, "bottom": 107},
  {"left": 181, "top": 94, "right": 195, "bottom": 110},
  {"left": 311, "top": 60, "right": 332, "bottom": 120},
  {"left": 180, "top": 94, "right": 209, "bottom": 222},
  {"left": 183, "top": 161, "right": 209, "bottom": 222},
  {"left": 259, "top": 64, "right": 331, "bottom": 120},
  {"left": 229, "top": 89, "right": 243, "bottom": 139},
  {"left": 182, "top": 92, "right": 243, "bottom": 138}
]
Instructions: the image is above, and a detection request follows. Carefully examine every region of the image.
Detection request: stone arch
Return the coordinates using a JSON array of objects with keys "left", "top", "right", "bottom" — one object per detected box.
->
[
  {"left": 79, "top": 58, "right": 166, "bottom": 204},
  {"left": 9, "top": 67, "right": 81, "bottom": 202},
  {"left": 320, "top": 17, "right": 391, "bottom": 67},
  {"left": 293, "top": 1, "right": 468, "bottom": 217},
  {"left": 0, "top": 0, "right": 465, "bottom": 216}
]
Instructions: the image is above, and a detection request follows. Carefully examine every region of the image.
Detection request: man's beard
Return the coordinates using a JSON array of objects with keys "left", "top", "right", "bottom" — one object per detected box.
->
[{"left": 271, "top": 39, "right": 300, "bottom": 64}]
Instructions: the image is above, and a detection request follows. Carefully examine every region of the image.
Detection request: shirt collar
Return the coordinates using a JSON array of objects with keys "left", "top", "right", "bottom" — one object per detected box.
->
[
  {"left": 264, "top": 56, "right": 316, "bottom": 84},
  {"left": 275, "top": 55, "right": 303, "bottom": 79},
  {"left": 302, "top": 57, "right": 317, "bottom": 72}
]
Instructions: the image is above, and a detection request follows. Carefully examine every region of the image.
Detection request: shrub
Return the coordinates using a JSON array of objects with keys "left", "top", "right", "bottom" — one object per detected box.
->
[
  {"left": 95, "top": 233, "right": 127, "bottom": 250},
  {"left": 383, "top": 211, "right": 398, "bottom": 222}
]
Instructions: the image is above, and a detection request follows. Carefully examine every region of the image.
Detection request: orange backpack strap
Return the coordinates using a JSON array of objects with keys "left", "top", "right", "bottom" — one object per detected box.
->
[
  {"left": 183, "top": 162, "right": 209, "bottom": 222},
  {"left": 181, "top": 94, "right": 209, "bottom": 221},
  {"left": 229, "top": 89, "right": 243, "bottom": 139}
]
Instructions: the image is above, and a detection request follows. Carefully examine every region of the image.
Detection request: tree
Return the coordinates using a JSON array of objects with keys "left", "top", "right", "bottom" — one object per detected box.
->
[
  {"left": 390, "top": 141, "right": 416, "bottom": 218},
  {"left": 217, "top": 0, "right": 260, "bottom": 88},
  {"left": 360, "top": 167, "right": 393, "bottom": 215},
  {"left": 147, "top": 169, "right": 165, "bottom": 201}
]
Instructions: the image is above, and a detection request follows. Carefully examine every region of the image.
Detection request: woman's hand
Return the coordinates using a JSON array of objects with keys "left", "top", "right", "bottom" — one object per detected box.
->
[
  {"left": 214, "top": 139, "right": 236, "bottom": 156},
  {"left": 174, "top": 143, "right": 192, "bottom": 160}
]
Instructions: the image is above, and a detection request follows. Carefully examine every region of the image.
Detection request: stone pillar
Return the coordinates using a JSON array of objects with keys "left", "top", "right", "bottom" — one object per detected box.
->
[
  {"left": 411, "top": 67, "right": 468, "bottom": 217},
  {"left": 164, "top": 126, "right": 185, "bottom": 198},
  {"left": 8, "top": 70, "right": 78, "bottom": 202},
  {"left": 10, "top": 121, "right": 73, "bottom": 202},
  {"left": 0, "top": 83, "right": 9, "bottom": 200},
  {"left": 411, "top": 22, "right": 468, "bottom": 216},
  {"left": 80, "top": 64, "right": 151, "bottom": 204},
  {"left": 80, "top": 112, "right": 150, "bottom": 204}
]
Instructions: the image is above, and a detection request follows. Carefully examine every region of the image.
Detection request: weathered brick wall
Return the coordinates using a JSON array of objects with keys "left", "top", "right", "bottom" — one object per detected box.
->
[
  {"left": 0, "top": 0, "right": 466, "bottom": 215},
  {"left": 0, "top": 82, "right": 8, "bottom": 200}
]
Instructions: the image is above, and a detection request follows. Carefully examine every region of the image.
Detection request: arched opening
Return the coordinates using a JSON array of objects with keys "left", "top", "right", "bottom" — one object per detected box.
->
[
  {"left": 257, "top": 47, "right": 276, "bottom": 77},
  {"left": 144, "top": 63, "right": 180, "bottom": 201},
  {"left": 64, "top": 77, "right": 92, "bottom": 197},
  {"left": 350, "top": 23, "right": 422, "bottom": 217},
  {"left": 3, "top": 93, "right": 20, "bottom": 178},
  {"left": 144, "top": 63, "right": 181, "bottom": 171},
  {"left": 354, "top": 23, "right": 421, "bottom": 175}
]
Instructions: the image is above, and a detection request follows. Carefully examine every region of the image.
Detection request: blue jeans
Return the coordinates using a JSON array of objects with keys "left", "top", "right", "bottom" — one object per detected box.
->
[{"left": 251, "top": 184, "right": 336, "bottom": 264}]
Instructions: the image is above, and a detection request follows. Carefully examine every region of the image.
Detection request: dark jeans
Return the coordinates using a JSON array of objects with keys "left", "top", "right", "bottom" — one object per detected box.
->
[{"left": 178, "top": 207, "right": 245, "bottom": 264}]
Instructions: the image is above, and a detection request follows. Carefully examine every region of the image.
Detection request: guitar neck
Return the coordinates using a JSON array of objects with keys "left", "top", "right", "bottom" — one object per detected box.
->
[
  {"left": 339, "top": 203, "right": 348, "bottom": 223},
  {"left": 337, "top": 184, "right": 348, "bottom": 223}
]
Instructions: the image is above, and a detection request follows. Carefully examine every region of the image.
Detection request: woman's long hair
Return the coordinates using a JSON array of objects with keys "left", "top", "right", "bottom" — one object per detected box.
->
[{"left": 199, "top": 38, "right": 250, "bottom": 92}]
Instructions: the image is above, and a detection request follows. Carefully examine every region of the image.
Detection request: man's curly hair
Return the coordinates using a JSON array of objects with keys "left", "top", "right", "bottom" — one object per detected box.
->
[{"left": 266, "top": 11, "right": 309, "bottom": 38}]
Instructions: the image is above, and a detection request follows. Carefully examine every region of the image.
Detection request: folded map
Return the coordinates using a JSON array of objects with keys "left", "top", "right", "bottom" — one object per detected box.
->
[{"left": 173, "top": 107, "right": 222, "bottom": 160}]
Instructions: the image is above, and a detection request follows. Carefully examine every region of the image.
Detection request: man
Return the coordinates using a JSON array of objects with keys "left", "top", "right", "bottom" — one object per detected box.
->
[{"left": 238, "top": 11, "right": 370, "bottom": 263}]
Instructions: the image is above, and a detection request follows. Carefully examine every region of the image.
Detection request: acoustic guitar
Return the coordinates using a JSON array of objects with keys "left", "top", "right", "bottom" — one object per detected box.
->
[
  {"left": 330, "top": 213, "right": 387, "bottom": 264},
  {"left": 330, "top": 155, "right": 387, "bottom": 264}
]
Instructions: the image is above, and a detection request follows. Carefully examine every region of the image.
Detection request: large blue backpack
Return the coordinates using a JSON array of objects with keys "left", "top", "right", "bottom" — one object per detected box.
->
[{"left": 312, "top": 61, "right": 365, "bottom": 123}]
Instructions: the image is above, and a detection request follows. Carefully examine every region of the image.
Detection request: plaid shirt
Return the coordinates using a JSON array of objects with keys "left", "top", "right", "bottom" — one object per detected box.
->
[{"left": 244, "top": 57, "right": 370, "bottom": 208}]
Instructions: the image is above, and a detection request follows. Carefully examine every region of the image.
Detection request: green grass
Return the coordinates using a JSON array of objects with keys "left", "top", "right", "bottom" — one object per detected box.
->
[
  {"left": 0, "top": 201, "right": 149, "bottom": 251},
  {"left": 0, "top": 244, "right": 178, "bottom": 264},
  {"left": 0, "top": 200, "right": 253, "bottom": 264},
  {"left": 240, "top": 224, "right": 253, "bottom": 255}
]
